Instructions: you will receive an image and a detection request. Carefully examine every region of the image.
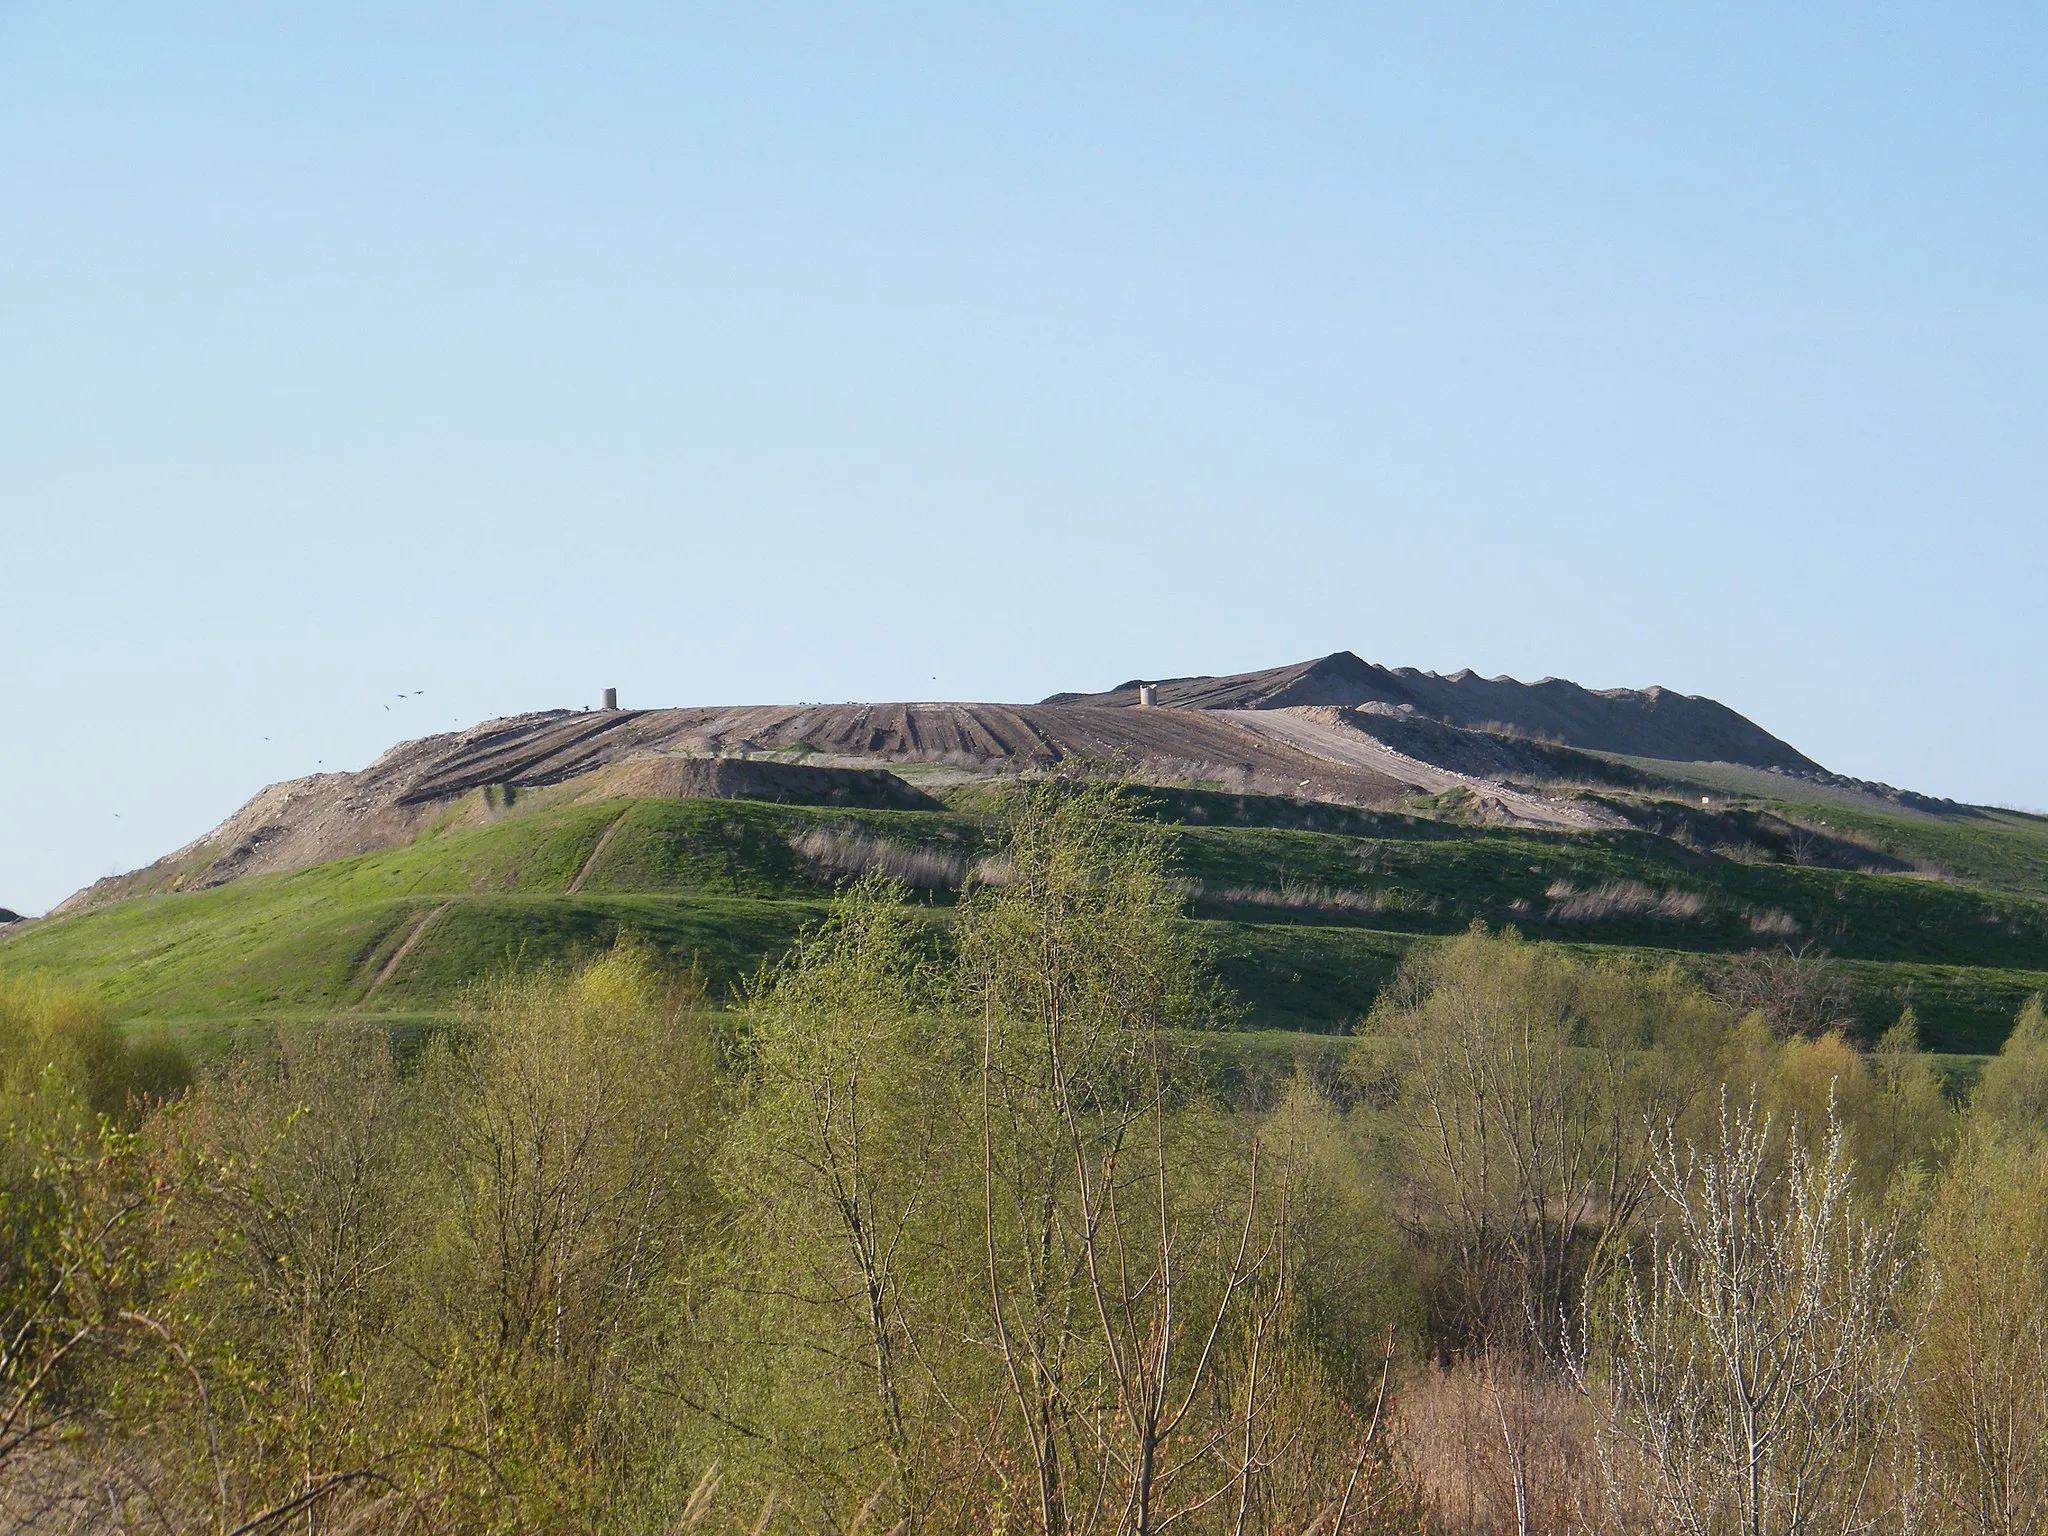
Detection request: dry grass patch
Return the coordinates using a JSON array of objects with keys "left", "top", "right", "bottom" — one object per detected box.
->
[
  {"left": 789, "top": 826, "right": 972, "bottom": 890},
  {"left": 1545, "top": 879, "right": 1708, "bottom": 923}
]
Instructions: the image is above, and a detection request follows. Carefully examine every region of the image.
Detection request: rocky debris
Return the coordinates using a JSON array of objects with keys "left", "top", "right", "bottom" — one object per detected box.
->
[
  {"left": 1219, "top": 708, "right": 1628, "bottom": 831},
  {"left": 1046, "top": 651, "right": 1823, "bottom": 774},
  {"left": 1327, "top": 708, "right": 1655, "bottom": 789}
]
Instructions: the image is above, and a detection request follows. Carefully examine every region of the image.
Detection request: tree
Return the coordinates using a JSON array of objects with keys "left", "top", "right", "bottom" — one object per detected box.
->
[
  {"left": 1902, "top": 991, "right": 2048, "bottom": 1535},
  {"left": 1582, "top": 1095, "right": 1925, "bottom": 1536},
  {"left": 1378, "top": 931, "right": 1718, "bottom": 1357},
  {"left": 957, "top": 780, "right": 1283, "bottom": 1536},
  {"left": 1917, "top": 1080, "right": 2048, "bottom": 1533},
  {"left": 1710, "top": 947, "right": 1857, "bottom": 1040},
  {"left": 424, "top": 942, "right": 718, "bottom": 1517},
  {"left": 1860, "top": 1009, "right": 1953, "bottom": 1196},
  {"left": 164, "top": 1024, "right": 425, "bottom": 1508},
  {"left": 0, "top": 978, "right": 183, "bottom": 1519},
  {"left": 720, "top": 869, "right": 960, "bottom": 1529},
  {"left": 0, "top": 1121, "right": 164, "bottom": 1525},
  {"left": 1971, "top": 995, "right": 2048, "bottom": 1137}
]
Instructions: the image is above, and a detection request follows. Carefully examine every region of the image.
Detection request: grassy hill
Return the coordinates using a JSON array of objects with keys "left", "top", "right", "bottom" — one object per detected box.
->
[
  {"left": 1598, "top": 756, "right": 2048, "bottom": 897},
  {"left": 7, "top": 777, "right": 2047, "bottom": 1055}
]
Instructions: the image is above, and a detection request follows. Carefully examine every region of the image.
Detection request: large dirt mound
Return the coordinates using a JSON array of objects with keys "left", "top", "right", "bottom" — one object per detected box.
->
[
  {"left": 59, "top": 701, "right": 1449, "bottom": 911},
  {"left": 1045, "top": 651, "right": 1822, "bottom": 773},
  {"left": 348, "top": 702, "right": 1424, "bottom": 806},
  {"left": 554, "top": 756, "right": 942, "bottom": 810},
  {"left": 55, "top": 654, "right": 1834, "bottom": 913}
]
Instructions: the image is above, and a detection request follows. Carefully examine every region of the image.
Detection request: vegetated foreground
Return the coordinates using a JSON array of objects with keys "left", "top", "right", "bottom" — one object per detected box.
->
[{"left": 7, "top": 782, "right": 2048, "bottom": 1535}]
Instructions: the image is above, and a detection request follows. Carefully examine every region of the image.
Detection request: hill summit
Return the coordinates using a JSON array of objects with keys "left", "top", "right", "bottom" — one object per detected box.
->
[
  {"left": 1045, "top": 652, "right": 1820, "bottom": 773},
  {"left": 52, "top": 653, "right": 1859, "bottom": 912}
]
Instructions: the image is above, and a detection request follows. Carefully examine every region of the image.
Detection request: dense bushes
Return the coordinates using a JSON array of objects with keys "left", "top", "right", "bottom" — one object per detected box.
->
[{"left": 5, "top": 785, "right": 2048, "bottom": 1533}]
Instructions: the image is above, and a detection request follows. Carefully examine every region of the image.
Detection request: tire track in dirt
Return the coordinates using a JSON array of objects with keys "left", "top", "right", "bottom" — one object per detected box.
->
[
  {"left": 567, "top": 810, "right": 631, "bottom": 895},
  {"left": 361, "top": 903, "right": 451, "bottom": 1002}
]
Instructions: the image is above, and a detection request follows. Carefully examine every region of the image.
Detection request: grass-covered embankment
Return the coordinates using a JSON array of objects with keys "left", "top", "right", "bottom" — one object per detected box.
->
[{"left": 7, "top": 783, "right": 2046, "bottom": 1054}]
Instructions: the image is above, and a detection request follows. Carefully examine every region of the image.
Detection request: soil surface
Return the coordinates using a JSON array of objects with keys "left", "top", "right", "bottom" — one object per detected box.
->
[
  {"left": 53, "top": 655, "right": 1838, "bottom": 912},
  {"left": 1047, "top": 651, "right": 1823, "bottom": 773},
  {"left": 61, "top": 701, "right": 1431, "bottom": 909}
]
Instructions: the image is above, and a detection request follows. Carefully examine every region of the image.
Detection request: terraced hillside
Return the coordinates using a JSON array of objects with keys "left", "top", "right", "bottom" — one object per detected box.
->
[
  {"left": 59, "top": 653, "right": 1863, "bottom": 916},
  {"left": 12, "top": 652, "right": 2046, "bottom": 1061},
  {"left": 1049, "top": 650, "right": 1825, "bottom": 771},
  {"left": 8, "top": 770, "right": 2047, "bottom": 1055}
]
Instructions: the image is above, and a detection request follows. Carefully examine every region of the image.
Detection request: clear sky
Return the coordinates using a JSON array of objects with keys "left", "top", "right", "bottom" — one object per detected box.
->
[{"left": 3, "top": 4, "right": 2043, "bottom": 914}]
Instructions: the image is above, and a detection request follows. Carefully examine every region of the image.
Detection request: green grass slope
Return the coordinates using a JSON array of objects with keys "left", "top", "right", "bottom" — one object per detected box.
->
[
  {"left": 1600, "top": 757, "right": 2048, "bottom": 900},
  {"left": 5, "top": 783, "right": 2044, "bottom": 1053}
]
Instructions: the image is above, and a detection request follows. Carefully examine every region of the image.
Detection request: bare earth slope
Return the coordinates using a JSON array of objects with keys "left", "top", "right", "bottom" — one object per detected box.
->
[
  {"left": 52, "top": 655, "right": 1830, "bottom": 913},
  {"left": 58, "top": 701, "right": 1452, "bottom": 910},
  {"left": 1045, "top": 651, "right": 1822, "bottom": 773}
]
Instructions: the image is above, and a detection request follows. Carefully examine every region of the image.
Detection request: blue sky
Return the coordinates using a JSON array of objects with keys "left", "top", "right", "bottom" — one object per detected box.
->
[{"left": 3, "top": 4, "right": 2043, "bottom": 913}]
